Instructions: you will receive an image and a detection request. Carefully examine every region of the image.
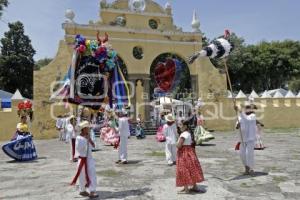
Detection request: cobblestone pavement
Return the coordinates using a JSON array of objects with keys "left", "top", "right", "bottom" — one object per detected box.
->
[{"left": 1, "top": 131, "right": 300, "bottom": 200}]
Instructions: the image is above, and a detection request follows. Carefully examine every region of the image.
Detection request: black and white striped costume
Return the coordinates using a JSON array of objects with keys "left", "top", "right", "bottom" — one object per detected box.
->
[{"left": 188, "top": 31, "right": 234, "bottom": 64}]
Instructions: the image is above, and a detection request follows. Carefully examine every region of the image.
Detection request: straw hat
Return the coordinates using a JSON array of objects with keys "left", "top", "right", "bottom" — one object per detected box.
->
[
  {"left": 165, "top": 114, "right": 175, "bottom": 122},
  {"left": 79, "top": 121, "right": 90, "bottom": 130}
]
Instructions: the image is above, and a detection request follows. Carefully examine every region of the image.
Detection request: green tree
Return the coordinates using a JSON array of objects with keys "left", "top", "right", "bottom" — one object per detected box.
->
[
  {"left": 0, "top": 0, "right": 8, "bottom": 18},
  {"left": 200, "top": 31, "right": 210, "bottom": 47},
  {"left": 34, "top": 57, "right": 52, "bottom": 71},
  {"left": 289, "top": 79, "right": 300, "bottom": 92},
  {"left": 0, "top": 21, "right": 35, "bottom": 98}
]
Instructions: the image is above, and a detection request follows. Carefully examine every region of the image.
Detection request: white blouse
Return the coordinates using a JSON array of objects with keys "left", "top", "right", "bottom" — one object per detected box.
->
[
  {"left": 75, "top": 135, "right": 93, "bottom": 158},
  {"left": 163, "top": 123, "right": 177, "bottom": 144},
  {"left": 180, "top": 131, "right": 192, "bottom": 145}
]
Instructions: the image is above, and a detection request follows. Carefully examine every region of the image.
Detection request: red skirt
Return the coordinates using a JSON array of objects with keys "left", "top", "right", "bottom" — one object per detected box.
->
[{"left": 176, "top": 146, "right": 204, "bottom": 187}]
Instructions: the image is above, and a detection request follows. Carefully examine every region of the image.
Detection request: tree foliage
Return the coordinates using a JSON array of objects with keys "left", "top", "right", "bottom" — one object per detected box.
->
[
  {"left": 0, "top": 21, "right": 35, "bottom": 99},
  {"left": 34, "top": 58, "right": 52, "bottom": 71},
  {"left": 0, "top": 0, "right": 8, "bottom": 18},
  {"left": 289, "top": 78, "right": 300, "bottom": 93}
]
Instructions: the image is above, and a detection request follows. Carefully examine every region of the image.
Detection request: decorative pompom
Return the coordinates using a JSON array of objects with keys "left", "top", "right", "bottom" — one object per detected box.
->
[
  {"left": 18, "top": 102, "right": 25, "bottom": 110},
  {"left": 78, "top": 44, "right": 86, "bottom": 53}
]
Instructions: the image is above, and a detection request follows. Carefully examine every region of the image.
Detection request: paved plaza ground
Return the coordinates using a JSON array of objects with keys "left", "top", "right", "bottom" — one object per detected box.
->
[{"left": 1, "top": 130, "right": 300, "bottom": 200}]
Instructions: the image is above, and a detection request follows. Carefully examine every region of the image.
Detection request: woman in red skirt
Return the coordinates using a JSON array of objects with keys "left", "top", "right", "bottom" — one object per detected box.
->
[{"left": 176, "top": 120, "right": 205, "bottom": 193}]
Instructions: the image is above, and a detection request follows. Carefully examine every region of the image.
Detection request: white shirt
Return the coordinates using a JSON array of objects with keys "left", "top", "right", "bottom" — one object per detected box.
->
[
  {"left": 75, "top": 135, "right": 93, "bottom": 158},
  {"left": 238, "top": 112, "right": 257, "bottom": 142},
  {"left": 180, "top": 131, "right": 192, "bottom": 145},
  {"left": 163, "top": 124, "right": 177, "bottom": 144},
  {"left": 66, "top": 124, "right": 78, "bottom": 139},
  {"left": 118, "top": 117, "right": 130, "bottom": 137},
  {"left": 56, "top": 119, "right": 63, "bottom": 129}
]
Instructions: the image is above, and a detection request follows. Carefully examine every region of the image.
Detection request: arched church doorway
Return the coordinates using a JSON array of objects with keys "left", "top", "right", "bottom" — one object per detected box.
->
[{"left": 149, "top": 53, "right": 192, "bottom": 100}]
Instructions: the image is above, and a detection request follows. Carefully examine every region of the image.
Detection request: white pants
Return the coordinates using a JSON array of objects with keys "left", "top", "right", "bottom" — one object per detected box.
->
[
  {"left": 78, "top": 158, "right": 97, "bottom": 192},
  {"left": 59, "top": 130, "right": 63, "bottom": 140},
  {"left": 90, "top": 130, "right": 97, "bottom": 150},
  {"left": 119, "top": 136, "right": 128, "bottom": 161},
  {"left": 62, "top": 130, "right": 67, "bottom": 141},
  {"left": 240, "top": 140, "right": 255, "bottom": 170},
  {"left": 65, "top": 132, "right": 70, "bottom": 143},
  {"left": 165, "top": 143, "right": 176, "bottom": 164}
]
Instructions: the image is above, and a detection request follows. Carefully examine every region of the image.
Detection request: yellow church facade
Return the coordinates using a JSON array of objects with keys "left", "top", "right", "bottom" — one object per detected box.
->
[
  {"left": 27, "top": 0, "right": 300, "bottom": 140},
  {"left": 31, "top": 0, "right": 227, "bottom": 138}
]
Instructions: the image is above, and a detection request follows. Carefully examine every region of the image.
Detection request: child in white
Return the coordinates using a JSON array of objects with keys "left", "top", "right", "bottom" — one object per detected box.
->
[
  {"left": 163, "top": 114, "right": 177, "bottom": 165},
  {"left": 236, "top": 103, "right": 257, "bottom": 175},
  {"left": 71, "top": 121, "right": 98, "bottom": 198},
  {"left": 66, "top": 115, "right": 78, "bottom": 162},
  {"left": 117, "top": 111, "right": 130, "bottom": 164},
  {"left": 56, "top": 116, "right": 64, "bottom": 141}
]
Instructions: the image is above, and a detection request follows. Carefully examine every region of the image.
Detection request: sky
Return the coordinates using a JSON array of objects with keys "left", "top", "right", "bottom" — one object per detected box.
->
[{"left": 0, "top": 0, "right": 299, "bottom": 60}]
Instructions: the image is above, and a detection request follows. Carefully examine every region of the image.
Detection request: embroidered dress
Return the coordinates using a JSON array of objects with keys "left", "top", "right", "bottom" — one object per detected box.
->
[
  {"left": 156, "top": 126, "right": 166, "bottom": 142},
  {"left": 176, "top": 131, "right": 204, "bottom": 187},
  {"left": 194, "top": 115, "right": 214, "bottom": 145},
  {"left": 100, "top": 117, "right": 119, "bottom": 146}
]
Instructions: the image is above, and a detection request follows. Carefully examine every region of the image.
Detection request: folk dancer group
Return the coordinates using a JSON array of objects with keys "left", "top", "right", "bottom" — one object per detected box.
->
[{"left": 55, "top": 101, "right": 265, "bottom": 197}]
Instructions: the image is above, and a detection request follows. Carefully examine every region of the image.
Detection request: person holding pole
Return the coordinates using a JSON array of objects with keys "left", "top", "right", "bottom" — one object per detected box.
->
[{"left": 235, "top": 102, "right": 257, "bottom": 176}]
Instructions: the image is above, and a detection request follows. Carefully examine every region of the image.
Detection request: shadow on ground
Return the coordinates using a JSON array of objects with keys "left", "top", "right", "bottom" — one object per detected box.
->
[
  {"left": 6, "top": 157, "right": 47, "bottom": 163},
  {"left": 229, "top": 172, "right": 269, "bottom": 181},
  {"left": 199, "top": 144, "right": 216, "bottom": 147},
  {"left": 177, "top": 185, "right": 208, "bottom": 196},
  {"left": 80, "top": 188, "right": 152, "bottom": 200}
]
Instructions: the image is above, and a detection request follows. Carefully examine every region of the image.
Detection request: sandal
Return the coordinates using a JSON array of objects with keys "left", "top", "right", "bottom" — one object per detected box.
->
[
  {"left": 79, "top": 191, "right": 90, "bottom": 197},
  {"left": 243, "top": 171, "right": 250, "bottom": 175},
  {"left": 89, "top": 192, "right": 99, "bottom": 198},
  {"left": 115, "top": 160, "right": 121, "bottom": 164},
  {"left": 249, "top": 170, "right": 255, "bottom": 177},
  {"left": 190, "top": 187, "right": 205, "bottom": 193},
  {"left": 177, "top": 188, "right": 190, "bottom": 194}
]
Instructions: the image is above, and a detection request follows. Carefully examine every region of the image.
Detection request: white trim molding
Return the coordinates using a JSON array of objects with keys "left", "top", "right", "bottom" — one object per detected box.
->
[
  {"left": 65, "top": 34, "right": 202, "bottom": 46},
  {"left": 62, "top": 23, "right": 201, "bottom": 37}
]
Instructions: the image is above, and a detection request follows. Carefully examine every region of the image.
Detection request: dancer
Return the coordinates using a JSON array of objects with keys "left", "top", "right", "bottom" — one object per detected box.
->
[
  {"left": 176, "top": 111, "right": 184, "bottom": 127},
  {"left": 116, "top": 110, "right": 130, "bottom": 164},
  {"left": 156, "top": 114, "right": 166, "bottom": 142},
  {"left": 56, "top": 115, "right": 64, "bottom": 141},
  {"left": 70, "top": 121, "right": 98, "bottom": 198},
  {"left": 235, "top": 103, "right": 257, "bottom": 176},
  {"left": 66, "top": 115, "right": 78, "bottom": 162},
  {"left": 250, "top": 104, "right": 265, "bottom": 150},
  {"left": 14, "top": 114, "right": 30, "bottom": 140},
  {"left": 136, "top": 114, "right": 145, "bottom": 139},
  {"left": 62, "top": 114, "right": 69, "bottom": 142},
  {"left": 255, "top": 121, "right": 265, "bottom": 150},
  {"left": 100, "top": 109, "right": 119, "bottom": 146},
  {"left": 194, "top": 111, "right": 214, "bottom": 145},
  {"left": 163, "top": 114, "right": 177, "bottom": 166},
  {"left": 176, "top": 120, "right": 204, "bottom": 193},
  {"left": 3, "top": 112, "right": 37, "bottom": 162}
]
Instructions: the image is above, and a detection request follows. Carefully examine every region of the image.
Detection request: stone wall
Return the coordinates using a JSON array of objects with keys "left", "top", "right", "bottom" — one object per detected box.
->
[{"left": 203, "top": 97, "right": 300, "bottom": 131}]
